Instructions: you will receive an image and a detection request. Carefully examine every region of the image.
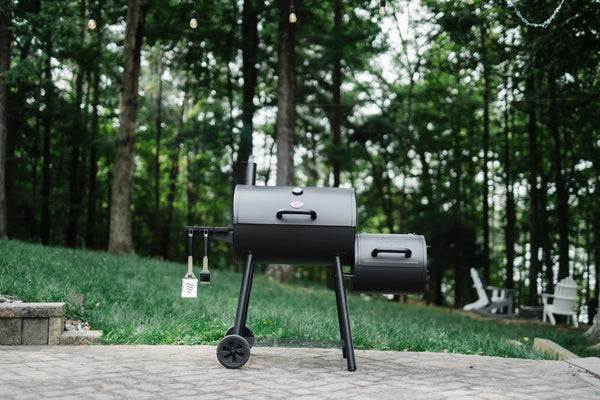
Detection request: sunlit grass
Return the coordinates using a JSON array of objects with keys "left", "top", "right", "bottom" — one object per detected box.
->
[{"left": 1, "top": 239, "right": 596, "bottom": 359}]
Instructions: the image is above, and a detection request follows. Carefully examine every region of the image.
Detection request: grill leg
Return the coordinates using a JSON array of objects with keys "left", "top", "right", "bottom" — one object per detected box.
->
[
  {"left": 333, "top": 256, "right": 356, "bottom": 371},
  {"left": 233, "top": 253, "right": 255, "bottom": 336}
]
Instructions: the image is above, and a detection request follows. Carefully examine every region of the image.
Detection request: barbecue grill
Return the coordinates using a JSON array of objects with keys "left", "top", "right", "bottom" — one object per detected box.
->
[
  {"left": 185, "top": 162, "right": 427, "bottom": 371},
  {"left": 233, "top": 185, "right": 356, "bottom": 265}
]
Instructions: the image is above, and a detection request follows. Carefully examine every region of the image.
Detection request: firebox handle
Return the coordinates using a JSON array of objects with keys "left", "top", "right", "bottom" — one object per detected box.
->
[
  {"left": 276, "top": 209, "right": 317, "bottom": 220},
  {"left": 371, "top": 248, "right": 412, "bottom": 258}
]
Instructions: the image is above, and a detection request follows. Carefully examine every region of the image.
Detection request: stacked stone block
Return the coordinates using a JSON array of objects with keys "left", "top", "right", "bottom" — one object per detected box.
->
[{"left": 0, "top": 303, "right": 65, "bottom": 345}]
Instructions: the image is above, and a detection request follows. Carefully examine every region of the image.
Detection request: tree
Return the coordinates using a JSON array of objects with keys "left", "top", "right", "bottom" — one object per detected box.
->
[
  {"left": 275, "top": 0, "right": 295, "bottom": 186},
  {"left": 108, "top": 0, "right": 147, "bottom": 254},
  {"left": 0, "top": 0, "right": 10, "bottom": 239},
  {"left": 502, "top": 73, "right": 516, "bottom": 290},
  {"left": 40, "top": 40, "right": 53, "bottom": 246},
  {"left": 66, "top": 2, "right": 87, "bottom": 247},
  {"left": 151, "top": 49, "right": 163, "bottom": 256},
  {"left": 547, "top": 66, "right": 569, "bottom": 280},
  {"left": 266, "top": 0, "right": 297, "bottom": 282},
  {"left": 479, "top": 22, "right": 491, "bottom": 284},
  {"left": 330, "top": 0, "right": 342, "bottom": 188},
  {"left": 234, "top": 0, "right": 261, "bottom": 186}
]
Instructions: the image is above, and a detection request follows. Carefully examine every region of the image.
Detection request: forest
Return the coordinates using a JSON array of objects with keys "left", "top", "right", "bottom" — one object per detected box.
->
[{"left": 0, "top": 0, "right": 599, "bottom": 313}]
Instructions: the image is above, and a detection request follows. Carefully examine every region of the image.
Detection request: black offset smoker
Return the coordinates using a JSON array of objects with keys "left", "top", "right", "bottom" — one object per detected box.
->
[{"left": 185, "top": 162, "right": 427, "bottom": 371}]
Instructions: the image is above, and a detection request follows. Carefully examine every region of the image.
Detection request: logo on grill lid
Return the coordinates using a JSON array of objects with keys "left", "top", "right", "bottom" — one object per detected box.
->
[{"left": 290, "top": 200, "right": 304, "bottom": 209}]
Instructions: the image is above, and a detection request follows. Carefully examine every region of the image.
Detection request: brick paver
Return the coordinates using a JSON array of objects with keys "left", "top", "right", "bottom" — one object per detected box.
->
[{"left": 0, "top": 345, "right": 599, "bottom": 399}]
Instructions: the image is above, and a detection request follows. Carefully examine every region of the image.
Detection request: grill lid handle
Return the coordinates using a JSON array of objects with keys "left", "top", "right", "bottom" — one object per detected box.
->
[
  {"left": 371, "top": 248, "right": 412, "bottom": 258},
  {"left": 276, "top": 209, "right": 317, "bottom": 220}
]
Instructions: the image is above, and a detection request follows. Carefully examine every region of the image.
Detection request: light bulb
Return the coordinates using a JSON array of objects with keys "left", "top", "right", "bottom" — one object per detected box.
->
[
  {"left": 189, "top": 10, "right": 198, "bottom": 29},
  {"left": 289, "top": 5, "right": 297, "bottom": 23},
  {"left": 379, "top": 0, "right": 386, "bottom": 16},
  {"left": 88, "top": 10, "right": 96, "bottom": 30}
]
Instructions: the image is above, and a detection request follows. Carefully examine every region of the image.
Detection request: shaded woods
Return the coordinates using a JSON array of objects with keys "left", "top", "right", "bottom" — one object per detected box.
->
[{"left": 0, "top": 0, "right": 599, "bottom": 313}]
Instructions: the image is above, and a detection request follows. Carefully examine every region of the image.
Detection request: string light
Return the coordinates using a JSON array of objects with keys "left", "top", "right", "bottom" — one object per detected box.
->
[
  {"left": 379, "top": 0, "right": 386, "bottom": 16},
  {"left": 507, "top": 0, "right": 565, "bottom": 28},
  {"left": 189, "top": 2, "right": 198, "bottom": 29},
  {"left": 87, "top": 4, "right": 96, "bottom": 30},
  {"left": 289, "top": 0, "right": 297, "bottom": 23}
]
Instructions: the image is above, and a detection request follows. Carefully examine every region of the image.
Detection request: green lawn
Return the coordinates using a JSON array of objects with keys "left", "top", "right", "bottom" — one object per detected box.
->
[{"left": 1, "top": 239, "right": 596, "bottom": 359}]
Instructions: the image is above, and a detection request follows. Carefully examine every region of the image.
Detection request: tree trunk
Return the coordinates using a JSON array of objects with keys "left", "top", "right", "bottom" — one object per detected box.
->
[
  {"left": 331, "top": 0, "right": 342, "bottom": 188},
  {"left": 66, "top": 3, "right": 89, "bottom": 247},
  {"left": 160, "top": 99, "right": 186, "bottom": 259},
  {"left": 548, "top": 67, "right": 570, "bottom": 280},
  {"left": 398, "top": 65, "right": 417, "bottom": 234},
  {"left": 270, "top": 0, "right": 296, "bottom": 283},
  {"left": 592, "top": 144, "right": 600, "bottom": 304},
  {"left": 160, "top": 144, "right": 180, "bottom": 259},
  {"left": 41, "top": 42, "right": 53, "bottom": 246},
  {"left": 526, "top": 72, "right": 541, "bottom": 306},
  {"left": 540, "top": 172, "right": 554, "bottom": 294},
  {"left": 67, "top": 68, "right": 84, "bottom": 247},
  {"left": 152, "top": 53, "right": 163, "bottom": 256},
  {"left": 108, "top": 0, "right": 147, "bottom": 254},
  {"left": 234, "top": 0, "right": 260, "bottom": 186},
  {"left": 186, "top": 148, "right": 198, "bottom": 224},
  {"left": 86, "top": 68, "right": 100, "bottom": 248},
  {"left": 452, "top": 129, "right": 465, "bottom": 307},
  {"left": 593, "top": 244, "right": 600, "bottom": 309},
  {"left": 479, "top": 26, "right": 491, "bottom": 284},
  {"left": 86, "top": 4, "right": 104, "bottom": 249},
  {"left": 275, "top": 0, "right": 296, "bottom": 187},
  {"left": 0, "top": 0, "right": 10, "bottom": 239},
  {"left": 503, "top": 81, "right": 515, "bottom": 289}
]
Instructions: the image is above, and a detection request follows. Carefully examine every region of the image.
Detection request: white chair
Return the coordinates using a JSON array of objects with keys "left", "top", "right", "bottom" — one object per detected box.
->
[
  {"left": 542, "top": 277, "right": 579, "bottom": 328},
  {"left": 464, "top": 268, "right": 514, "bottom": 317}
]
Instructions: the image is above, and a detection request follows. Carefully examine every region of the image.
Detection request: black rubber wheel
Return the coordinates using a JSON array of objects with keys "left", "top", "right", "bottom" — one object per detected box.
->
[
  {"left": 216, "top": 334, "right": 250, "bottom": 369},
  {"left": 225, "top": 325, "right": 255, "bottom": 348}
]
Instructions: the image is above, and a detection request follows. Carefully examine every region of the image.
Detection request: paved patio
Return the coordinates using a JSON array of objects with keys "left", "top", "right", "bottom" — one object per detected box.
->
[{"left": 1, "top": 345, "right": 599, "bottom": 399}]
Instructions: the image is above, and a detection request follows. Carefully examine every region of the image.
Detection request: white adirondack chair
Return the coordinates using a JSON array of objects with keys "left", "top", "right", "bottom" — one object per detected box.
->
[
  {"left": 463, "top": 268, "right": 514, "bottom": 317},
  {"left": 542, "top": 277, "right": 579, "bottom": 328}
]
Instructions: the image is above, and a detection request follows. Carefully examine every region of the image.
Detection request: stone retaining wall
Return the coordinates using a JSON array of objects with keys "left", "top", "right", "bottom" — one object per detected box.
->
[{"left": 0, "top": 302, "right": 65, "bottom": 345}]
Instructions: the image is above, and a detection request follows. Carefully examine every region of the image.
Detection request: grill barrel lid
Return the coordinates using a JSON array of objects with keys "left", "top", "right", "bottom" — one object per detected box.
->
[{"left": 233, "top": 185, "right": 357, "bottom": 227}]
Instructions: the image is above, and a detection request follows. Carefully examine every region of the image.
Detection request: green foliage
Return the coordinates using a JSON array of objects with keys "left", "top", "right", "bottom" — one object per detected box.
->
[
  {"left": 1, "top": 239, "right": 597, "bottom": 359},
  {"left": 2, "top": 0, "right": 600, "bottom": 317}
]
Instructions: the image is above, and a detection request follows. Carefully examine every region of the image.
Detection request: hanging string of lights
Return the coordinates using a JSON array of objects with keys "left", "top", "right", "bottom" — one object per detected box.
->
[
  {"left": 507, "top": 0, "right": 565, "bottom": 28},
  {"left": 284, "top": 0, "right": 384, "bottom": 24},
  {"left": 84, "top": 0, "right": 390, "bottom": 31},
  {"left": 82, "top": 0, "right": 570, "bottom": 32},
  {"left": 85, "top": 0, "right": 567, "bottom": 31},
  {"left": 86, "top": 1, "right": 388, "bottom": 30}
]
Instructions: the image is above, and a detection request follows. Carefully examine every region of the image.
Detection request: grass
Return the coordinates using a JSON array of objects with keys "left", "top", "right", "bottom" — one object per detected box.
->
[{"left": 1, "top": 239, "right": 597, "bottom": 360}]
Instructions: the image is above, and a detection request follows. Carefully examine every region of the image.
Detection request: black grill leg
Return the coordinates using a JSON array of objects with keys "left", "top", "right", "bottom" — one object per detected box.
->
[
  {"left": 333, "top": 256, "right": 356, "bottom": 371},
  {"left": 233, "top": 253, "right": 254, "bottom": 336}
]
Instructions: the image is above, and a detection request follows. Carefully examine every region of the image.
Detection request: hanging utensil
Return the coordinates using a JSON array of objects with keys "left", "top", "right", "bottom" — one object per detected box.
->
[
  {"left": 181, "top": 229, "right": 198, "bottom": 298},
  {"left": 200, "top": 229, "right": 211, "bottom": 284}
]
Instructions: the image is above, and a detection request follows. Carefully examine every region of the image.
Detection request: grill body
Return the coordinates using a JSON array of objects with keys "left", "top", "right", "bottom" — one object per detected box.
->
[
  {"left": 352, "top": 233, "right": 427, "bottom": 294},
  {"left": 233, "top": 185, "right": 357, "bottom": 264},
  {"left": 186, "top": 162, "right": 428, "bottom": 371}
]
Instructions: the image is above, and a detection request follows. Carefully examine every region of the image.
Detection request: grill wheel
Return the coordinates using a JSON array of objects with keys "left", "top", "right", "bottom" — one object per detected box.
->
[{"left": 217, "top": 334, "right": 250, "bottom": 369}]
